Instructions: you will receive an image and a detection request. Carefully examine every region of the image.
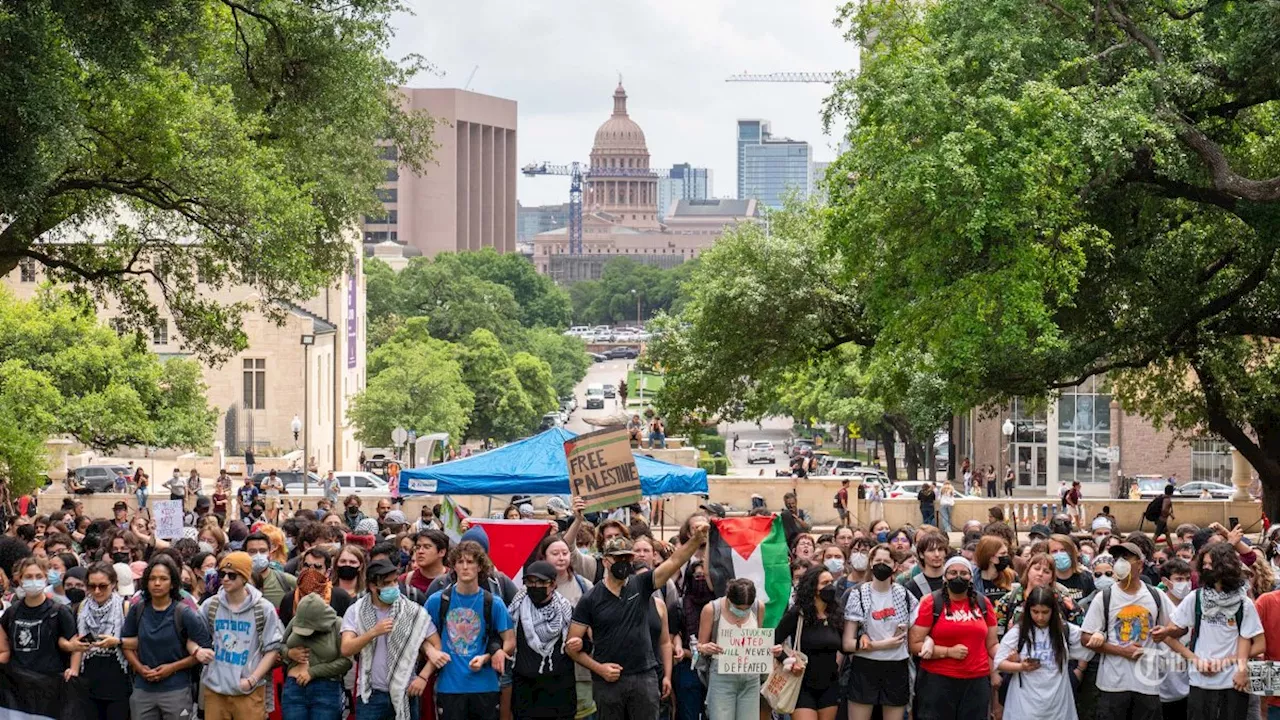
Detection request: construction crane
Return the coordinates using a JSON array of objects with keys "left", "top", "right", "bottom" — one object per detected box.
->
[
  {"left": 521, "top": 162, "right": 670, "bottom": 255},
  {"left": 726, "top": 72, "right": 839, "bottom": 83}
]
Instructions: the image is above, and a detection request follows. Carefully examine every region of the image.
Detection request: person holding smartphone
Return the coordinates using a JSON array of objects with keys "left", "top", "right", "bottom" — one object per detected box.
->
[
  {"left": 843, "top": 544, "right": 918, "bottom": 720},
  {"left": 996, "top": 587, "right": 1093, "bottom": 720}
]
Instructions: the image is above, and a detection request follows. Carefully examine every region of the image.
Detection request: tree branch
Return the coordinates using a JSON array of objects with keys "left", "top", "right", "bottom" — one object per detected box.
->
[
  {"left": 1106, "top": 0, "right": 1164, "bottom": 64},
  {"left": 1175, "top": 121, "right": 1280, "bottom": 202}
]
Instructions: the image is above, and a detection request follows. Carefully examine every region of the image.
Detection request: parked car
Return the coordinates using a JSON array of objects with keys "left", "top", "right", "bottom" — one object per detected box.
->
[
  {"left": 603, "top": 346, "right": 639, "bottom": 360},
  {"left": 587, "top": 352, "right": 607, "bottom": 363},
  {"left": 560, "top": 395, "right": 577, "bottom": 412},
  {"left": 746, "top": 441, "right": 776, "bottom": 464},
  {"left": 848, "top": 467, "right": 890, "bottom": 486},
  {"left": 603, "top": 384, "right": 617, "bottom": 398},
  {"left": 251, "top": 470, "right": 324, "bottom": 491},
  {"left": 1176, "top": 481, "right": 1234, "bottom": 499},
  {"left": 540, "top": 412, "right": 564, "bottom": 430},
  {"left": 887, "top": 481, "right": 974, "bottom": 499},
  {"left": 73, "top": 464, "right": 132, "bottom": 493},
  {"left": 280, "top": 471, "right": 388, "bottom": 496},
  {"left": 1135, "top": 476, "right": 1173, "bottom": 498},
  {"left": 828, "top": 458, "right": 865, "bottom": 476}
]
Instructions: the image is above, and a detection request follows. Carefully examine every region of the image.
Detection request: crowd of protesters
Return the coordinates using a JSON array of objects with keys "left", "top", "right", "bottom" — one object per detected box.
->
[{"left": 0, "top": 480, "right": 1278, "bottom": 720}]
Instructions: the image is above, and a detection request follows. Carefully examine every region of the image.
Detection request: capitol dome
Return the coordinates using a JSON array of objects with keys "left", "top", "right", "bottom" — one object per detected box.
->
[{"left": 592, "top": 83, "right": 648, "bottom": 154}]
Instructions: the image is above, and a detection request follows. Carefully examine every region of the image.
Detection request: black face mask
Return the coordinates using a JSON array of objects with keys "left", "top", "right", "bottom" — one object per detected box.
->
[
  {"left": 609, "top": 559, "right": 634, "bottom": 580},
  {"left": 946, "top": 576, "right": 971, "bottom": 595},
  {"left": 65, "top": 588, "right": 86, "bottom": 605},
  {"left": 181, "top": 583, "right": 194, "bottom": 594},
  {"left": 111, "top": 552, "right": 130, "bottom": 564},
  {"left": 336, "top": 566, "right": 360, "bottom": 581},
  {"left": 818, "top": 584, "right": 838, "bottom": 605},
  {"left": 995, "top": 557, "right": 1012, "bottom": 573},
  {"left": 871, "top": 563, "right": 894, "bottom": 581},
  {"left": 527, "top": 586, "right": 550, "bottom": 605}
]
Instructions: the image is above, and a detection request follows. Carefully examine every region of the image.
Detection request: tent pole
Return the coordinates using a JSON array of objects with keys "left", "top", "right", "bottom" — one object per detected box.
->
[{"left": 487, "top": 496, "right": 493, "bottom": 518}]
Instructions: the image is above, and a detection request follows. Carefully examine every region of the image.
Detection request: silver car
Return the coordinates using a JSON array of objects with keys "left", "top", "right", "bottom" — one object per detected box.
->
[{"left": 746, "top": 441, "right": 776, "bottom": 464}]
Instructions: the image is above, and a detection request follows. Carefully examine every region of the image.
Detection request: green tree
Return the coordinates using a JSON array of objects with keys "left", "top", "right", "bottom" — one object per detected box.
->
[
  {"left": 453, "top": 249, "right": 572, "bottom": 328},
  {"left": 0, "top": 289, "right": 216, "bottom": 493},
  {"left": 348, "top": 318, "right": 474, "bottom": 447},
  {"left": 458, "top": 329, "right": 537, "bottom": 442},
  {"left": 570, "top": 258, "right": 697, "bottom": 326},
  {"left": 523, "top": 328, "right": 591, "bottom": 398},
  {"left": 394, "top": 257, "right": 522, "bottom": 344},
  {"left": 364, "top": 258, "right": 404, "bottom": 324},
  {"left": 511, "top": 351, "right": 558, "bottom": 419},
  {"left": 823, "top": 0, "right": 1280, "bottom": 511},
  {"left": 0, "top": 0, "right": 435, "bottom": 359}
]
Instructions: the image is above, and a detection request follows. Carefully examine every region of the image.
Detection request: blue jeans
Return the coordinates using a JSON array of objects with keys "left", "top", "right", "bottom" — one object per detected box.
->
[
  {"left": 673, "top": 660, "right": 704, "bottom": 720},
  {"left": 705, "top": 670, "right": 759, "bottom": 720},
  {"left": 939, "top": 504, "right": 953, "bottom": 534},
  {"left": 282, "top": 677, "right": 343, "bottom": 720},
  {"left": 355, "top": 688, "right": 419, "bottom": 720}
]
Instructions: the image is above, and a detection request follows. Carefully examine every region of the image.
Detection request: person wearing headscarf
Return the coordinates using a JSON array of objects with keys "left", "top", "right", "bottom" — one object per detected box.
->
[
  {"left": 508, "top": 561, "right": 576, "bottom": 718},
  {"left": 279, "top": 546, "right": 353, "bottom": 625},
  {"left": 282, "top": 593, "right": 353, "bottom": 720}
]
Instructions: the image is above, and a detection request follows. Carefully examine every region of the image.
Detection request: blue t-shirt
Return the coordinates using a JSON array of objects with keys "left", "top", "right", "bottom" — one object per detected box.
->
[
  {"left": 120, "top": 600, "right": 213, "bottom": 693},
  {"left": 425, "top": 586, "right": 513, "bottom": 694}
]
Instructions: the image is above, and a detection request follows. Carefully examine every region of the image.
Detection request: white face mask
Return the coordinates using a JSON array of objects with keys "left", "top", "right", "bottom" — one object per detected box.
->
[
  {"left": 849, "top": 553, "right": 869, "bottom": 572},
  {"left": 824, "top": 558, "right": 845, "bottom": 575},
  {"left": 1112, "top": 558, "right": 1131, "bottom": 581},
  {"left": 1169, "top": 580, "right": 1191, "bottom": 599}
]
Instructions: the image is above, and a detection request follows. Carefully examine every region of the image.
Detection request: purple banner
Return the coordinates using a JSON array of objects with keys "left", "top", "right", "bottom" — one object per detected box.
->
[{"left": 347, "top": 273, "right": 358, "bottom": 369}]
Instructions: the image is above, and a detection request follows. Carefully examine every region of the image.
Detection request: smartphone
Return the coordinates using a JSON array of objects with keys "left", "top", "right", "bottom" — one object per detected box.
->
[
  {"left": 1229, "top": 517, "right": 1240, "bottom": 529},
  {"left": 81, "top": 633, "right": 98, "bottom": 644},
  {"left": 1024, "top": 657, "right": 1041, "bottom": 670}
]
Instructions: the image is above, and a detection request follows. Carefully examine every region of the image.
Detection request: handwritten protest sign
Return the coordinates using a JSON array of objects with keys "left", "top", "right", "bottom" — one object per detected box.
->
[
  {"left": 153, "top": 500, "right": 184, "bottom": 540},
  {"left": 564, "top": 427, "right": 641, "bottom": 514},
  {"left": 1249, "top": 661, "right": 1280, "bottom": 696},
  {"left": 717, "top": 627, "right": 774, "bottom": 675}
]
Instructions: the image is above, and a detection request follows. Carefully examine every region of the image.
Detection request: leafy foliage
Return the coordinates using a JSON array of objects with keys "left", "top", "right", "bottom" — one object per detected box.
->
[
  {"left": 569, "top": 258, "right": 697, "bottom": 326},
  {"left": 0, "top": 0, "right": 435, "bottom": 360},
  {"left": 0, "top": 289, "right": 216, "bottom": 493}
]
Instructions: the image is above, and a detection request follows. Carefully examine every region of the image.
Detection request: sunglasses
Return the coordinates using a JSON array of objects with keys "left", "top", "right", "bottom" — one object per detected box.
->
[
  {"left": 1094, "top": 571, "right": 1114, "bottom": 578},
  {"left": 88, "top": 583, "right": 112, "bottom": 591},
  {"left": 218, "top": 571, "right": 242, "bottom": 581}
]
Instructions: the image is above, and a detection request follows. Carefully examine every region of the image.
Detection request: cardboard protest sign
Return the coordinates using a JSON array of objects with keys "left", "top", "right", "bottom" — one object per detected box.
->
[
  {"left": 564, "top": 427, "right": 641, "bottom": 514},
  {"left": 152, "top": 499, "right": 184, "bottom": 539},
  {"left": 717, "top": 627, "right": 774, "bottom": 674}
]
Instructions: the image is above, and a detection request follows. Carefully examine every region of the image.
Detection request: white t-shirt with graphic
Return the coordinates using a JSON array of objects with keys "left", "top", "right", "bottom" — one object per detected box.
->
[
  {"left": 1170, "top": 588, "right": 1262, "bottom": 690},
  {"left": 1081, "top": 583, "right": 1172, "bottom": 695},
  {"left": 845, "top": 584, "right": 917, "bottom": 661},
  {"left": 995, "top": 624, "right": 1092, "bottom": 720}
]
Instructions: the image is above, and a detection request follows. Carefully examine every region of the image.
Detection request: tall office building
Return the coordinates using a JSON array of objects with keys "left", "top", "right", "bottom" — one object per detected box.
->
[
  {"left": 363, "top": 88, "right": 517, "bottom": 257},
  {"left": 737, "top": 119, "right": 811, "bottom": 209},
  {"left": 517, "top": 202, "right": 571, "bottom": 243},
  {"left": 656, "top": 164, "right": 712, "bottom": 222}
]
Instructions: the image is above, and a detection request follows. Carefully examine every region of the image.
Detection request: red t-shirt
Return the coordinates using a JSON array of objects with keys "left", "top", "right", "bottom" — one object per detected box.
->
[
  {"left": 914, "top": 592, "right": 996, "bottom": 679},
  {"left": 1255, "top": 592, "right": 1280, "bottom": 707}
]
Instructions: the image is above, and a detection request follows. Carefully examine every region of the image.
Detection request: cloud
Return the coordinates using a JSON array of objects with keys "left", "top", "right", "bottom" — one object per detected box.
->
[{"left": 390, "top": 0, "right": 858, "bottom": 205}]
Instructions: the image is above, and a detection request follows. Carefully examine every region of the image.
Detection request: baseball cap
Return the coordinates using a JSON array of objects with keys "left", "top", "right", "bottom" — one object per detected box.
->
[
  {"left": 1028, "top": 524, "right": 1052, "bottom": 539},
  {"left": 525, "top": 561, "right": 557, "bottom": 582},
  {"left": 1091, "top": 516, "right": 1112, "bottom": 532},
  {"left": 384, "top": 510, "right": 407, "bottom": 525},
  {"left": 603, "top": 537, "right": 635, "bottom": 556},
  {"left": 699, "top": 502, "right": 726, "bottom": 519},
  {"left": 129, "top": 561, "right": 147, "bottom": 581},
  {"left": 113, "top": 501, "right": 129, "bottom": 511},
  {"left": 366, "top": 558, "right": 399, "bottom": 581},
  {"left": 1110, "top": 542, "right": 1145, "bottom": 562}
]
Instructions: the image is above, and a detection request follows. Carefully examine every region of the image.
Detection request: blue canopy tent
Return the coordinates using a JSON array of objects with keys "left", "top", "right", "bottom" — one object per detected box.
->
[{"left": 397, "top": 427, "right": 709, "bottom": 497}]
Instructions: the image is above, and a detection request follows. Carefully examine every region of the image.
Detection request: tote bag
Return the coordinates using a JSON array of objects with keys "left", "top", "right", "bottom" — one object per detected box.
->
[{"left": 761, "top": 615, "right": 808, "bottom": 714}]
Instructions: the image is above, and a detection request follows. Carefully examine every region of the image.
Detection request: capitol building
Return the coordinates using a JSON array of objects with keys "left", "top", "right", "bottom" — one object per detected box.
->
[{"left": 533, "top": 84, "right": 759, "bottom": 282}]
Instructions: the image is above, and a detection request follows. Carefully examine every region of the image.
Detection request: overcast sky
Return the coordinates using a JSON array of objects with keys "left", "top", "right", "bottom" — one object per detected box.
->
[{"left": 388, "top": 0, "right": 860, "bottom": 206}]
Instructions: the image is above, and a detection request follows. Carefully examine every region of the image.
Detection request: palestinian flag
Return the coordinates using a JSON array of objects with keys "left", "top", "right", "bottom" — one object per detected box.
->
[
  {"left": 469, "top": 519, "right": 552, "bottom": 583},
  {"left": 440, "top": 495, "right": 468, "bottom": 542},
  {"left": 709, "top": 514, "right": 792, "bottom": 627}
]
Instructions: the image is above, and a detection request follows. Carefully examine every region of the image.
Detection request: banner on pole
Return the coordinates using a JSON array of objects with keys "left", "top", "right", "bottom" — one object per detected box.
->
[{"left": 564, "top": 427, "right": 641, "bottom": 514}]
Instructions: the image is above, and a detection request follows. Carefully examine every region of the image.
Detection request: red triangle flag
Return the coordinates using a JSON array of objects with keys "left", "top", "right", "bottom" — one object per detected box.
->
[{"left": 470, "top": 519, "right": 553, "bottom": 579}]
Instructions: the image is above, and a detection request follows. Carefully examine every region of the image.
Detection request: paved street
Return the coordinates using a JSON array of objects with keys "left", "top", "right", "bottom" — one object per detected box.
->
[
  {"left": 564, "top": 358, "right": 635, "bottom": 434},
  {"left": 722, "top": 417, "right": 792, "bottom": 476}
]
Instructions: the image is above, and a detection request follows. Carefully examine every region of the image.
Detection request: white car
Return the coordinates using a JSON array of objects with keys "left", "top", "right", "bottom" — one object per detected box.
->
[
  {"left": 1176, "top": 481, "right": 1235, "bottom": 499},
  {"left": 282, "top": 471, "right": 388, "bottom": 496},
  {"left": 829, "top": 458, "right": 864, "bottom": 476},
  {"left": 888, "top": 481, "right": 974, "bottom": 499},
  {"left": 746, "top": 441, "right": 776, "bottom": 464}
]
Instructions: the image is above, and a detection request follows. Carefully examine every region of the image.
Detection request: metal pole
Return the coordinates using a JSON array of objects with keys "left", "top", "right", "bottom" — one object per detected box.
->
[{"left": 303, "top": 344, "right": 310, "bottom": 496}]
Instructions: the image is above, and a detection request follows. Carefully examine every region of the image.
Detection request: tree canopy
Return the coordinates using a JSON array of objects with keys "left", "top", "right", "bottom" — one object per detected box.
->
[
  {"left": 0, "top": 0, "right": 434, "bottom": 360},
  {"left": 569, "top": 257, "right": 696, "bottom": 326},
  {"left": 0, "top": 289, "right": 216, "bottom": 494}
]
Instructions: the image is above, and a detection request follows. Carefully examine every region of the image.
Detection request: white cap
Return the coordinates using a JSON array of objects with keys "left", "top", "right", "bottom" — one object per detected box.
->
[
  {"left": 943, "top": 556, "right": 972, "bottom": 574},
  {"left": 1091, "top": 516, "right": 1112, "bottom": 532},
  {"left": 113, "top": 563, "right": 135, "bottom": 597}
]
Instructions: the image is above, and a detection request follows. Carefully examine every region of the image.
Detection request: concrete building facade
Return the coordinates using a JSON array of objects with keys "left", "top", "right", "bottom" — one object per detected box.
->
[
  {"left": 657, "top": 164, "right": 712, "bottom": 222},
  {"left": 4, "top": 216, "right": 367, "bottom": 473},
  {"left": 517, "top": 202, "right": 571, "bottom": 243},
  {"left": 363, "top": 88, "right": 518, "bottom": 257},
  {"left": 737, "top": 119, "right": 812, "bottom": 208}
]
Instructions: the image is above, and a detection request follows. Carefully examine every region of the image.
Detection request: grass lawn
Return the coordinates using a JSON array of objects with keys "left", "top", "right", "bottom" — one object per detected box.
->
[{"left": 625, "top": 370, "right": 664, "bottom": 407}]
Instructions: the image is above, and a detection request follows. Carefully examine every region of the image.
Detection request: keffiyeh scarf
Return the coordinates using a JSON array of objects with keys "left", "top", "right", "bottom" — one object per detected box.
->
[
  {"left": 78, "top": 593, "right": 127, "bottom": 674},
  {"left": 1201, "top": 586, "right": 1245, "bottom": 620},
  {"left": 355, "top": 595, "right": 433, "bottom": 720},
  {"left": 509, "top": 588, "right": 573, "bottom": 673}
]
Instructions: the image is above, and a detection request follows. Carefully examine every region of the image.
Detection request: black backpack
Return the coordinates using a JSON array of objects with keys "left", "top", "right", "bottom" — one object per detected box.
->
[
  {"left": 1143, "top": 495, "right": 1165, "bottom": 522},
  {"left": 437, "top": 584, "right": 502, "bottom": 656}
]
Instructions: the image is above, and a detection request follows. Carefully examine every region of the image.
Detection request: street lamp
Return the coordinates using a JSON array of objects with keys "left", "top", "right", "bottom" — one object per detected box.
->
[
  {"left": 291, "top": 415, "right": 302, "bottom": 445},
  {"left": 300, "top": 333, "right": 315, "bottom": 494},
  {"left": 1002, "top": 417, "right": 1015, "bottom": 488},
  {"left": 630, "top": 288, "right": 641, "bottom": 327}
]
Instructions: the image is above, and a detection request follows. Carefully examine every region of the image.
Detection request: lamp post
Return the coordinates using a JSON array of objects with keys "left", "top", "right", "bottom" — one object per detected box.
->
[
  {"left": 1002, "top": 417, "right": 1015, "bottom": 491},
  {"left": 291, "top": 416, "right": 302, "bottom": 446},
  {"left": 631, "top": 288, "right": 641, "bottom": 327},
  {"left": 300, "top": 333, "right": 315, "bottom": 495}
]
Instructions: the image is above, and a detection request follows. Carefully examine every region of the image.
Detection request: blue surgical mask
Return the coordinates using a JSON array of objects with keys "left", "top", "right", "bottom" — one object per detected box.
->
[
  {"left": 399, "top": 551, "right": 412, "bottom": 567},
  {"left": 824, "top": 558, "right": 845, "bottom": 575},
  {"left": 250, "top": 553, "right": 269, "bottom": 572},
  {"left": 727, "top": 604, "right": 750, "bottom": 618},
  {"left": 378, "top": 585, "right": 401, "bottom": 604},
  {"left": 1094, "top": 576, "right": 1115, "bottom": 592},
  {"left": 876, "top": 531, "right": 889, "bottom": 543},
  {"left": 46, "top": 570, "right": 62, "bottom": 587},
  {"left": 1052, "top": 552, "right": 1072, "bottom": 572}
]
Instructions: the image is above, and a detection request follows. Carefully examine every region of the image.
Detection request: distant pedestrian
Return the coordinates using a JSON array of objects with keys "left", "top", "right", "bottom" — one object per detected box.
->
[
  {"left": 918, "top": 482, "right": 937, "bottom": 527},
  {"left": 732, "top": 433, "right": 739, "bottom": 451},
  {"left": 1004, "top": 465, "right": 1015, "bottom": 497},
  {"left": 835, "top": 478, "right": 850, "bottom": 526},
  {"left": 985, "top": 468, "right": 997, "bottom": 498},
  {"left": 244, "top": 448, "right": 256, "bottom": 478}
]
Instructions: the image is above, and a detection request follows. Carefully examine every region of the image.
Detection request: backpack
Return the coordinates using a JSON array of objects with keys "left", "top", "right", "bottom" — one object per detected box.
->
[
  {"left": 694, "top": 599, "right": 722, "bottom": 685},
  {"left": 1186, "top": 589, "right": 1245, "bottom": 653},
  {"left": 437, "top": 585, "right": 501, "bottom": 656},
  {"left": 127, "top": 601, "right": 203, "bottom": 694},
  {"left": 1143, "top": 495, "right": 1166, "bottom": 522},
  {"left": 204, "top": 596, "right": 267, "bottom": 643},
  {"left": 926, "top": 588, "right": 986, "bottom": 632}
]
